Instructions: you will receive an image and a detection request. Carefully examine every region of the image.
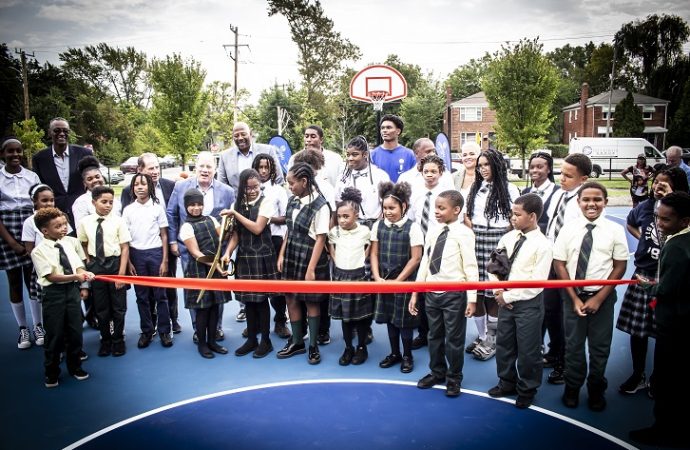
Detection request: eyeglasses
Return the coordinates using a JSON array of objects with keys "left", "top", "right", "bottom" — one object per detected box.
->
[
  {"left": 52, "top": 128, "right": 70, "bottom": 134},
  {"left": 246, "top": 185, "right": 262, "bottom": 192}
]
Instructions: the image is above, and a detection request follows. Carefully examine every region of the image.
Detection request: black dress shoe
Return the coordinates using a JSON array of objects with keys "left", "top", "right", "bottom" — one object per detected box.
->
[
  {"left": 171, "top": 320, "right": 182, "bottom": 334},
  {"left": 547, "top": 367, "right": 565, "bottom": 384},
  {"left": 339, "top": 347, "right": 354, "bottom": 366},
  {"left": 488, "top": 385, "right": 517, "bottom": 398},
  {"left": 515, "top": 395, "right": 534, "bottom": 409},
  {"left": 411, "top": 335, "right": 427, "bottom": 350},
  {"left": 379, "top": 353, "right": 402, "bottom": 368},
  {"left": 98, "top": 341, "right": 112, "bottom": 357},
  {"left": 308, "top": 345, "right": 321, "bottom": 365},
  {"left": 587, "top": 391, "right": 606, "bottom": 412},
  {"left": 112, "top": 341, "right": 126, "bottom": 357},
  {"left": 562, "top": 385, "right": 580, "bottom": 408},
  {"left": 417, "top": 373, "right": 445, "bottom": 389},
  {"left": 198, "top": 345, "right": 214, "bottom": 359},
  {"left": 235, "top": 339, "right": 258, "bottom": 356},
  {"left": 446, "top": 380, "right": 461, "bottom": 397},
  {"left": 253, "top": 340, "right": 273, "bottom": 358},
  {"left": 137, "top": 333, "right": 152, "bottom": 349},
  {"left": 277, "top": 341, "right": 306, "bottom": 359},
  {"left": 351, "top": 346, "right": 368, "bottom": 365},
  {"left": 208, "top": 342, "right": 229, "bottom": 354},
  {"left": 400, "top": 356, "right": 414, "bottom": 373},
  {"left": 160, "top": 333, "right": 173, "bottom": 348}
]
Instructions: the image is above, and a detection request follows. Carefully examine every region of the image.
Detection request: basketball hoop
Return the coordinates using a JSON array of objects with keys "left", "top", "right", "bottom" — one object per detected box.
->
[{"left": 368, "top": 91, "right": 388, "bottom": 112}]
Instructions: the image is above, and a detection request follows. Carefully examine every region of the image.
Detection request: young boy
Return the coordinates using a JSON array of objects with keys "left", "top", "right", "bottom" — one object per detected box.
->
[
  {"left": 487, "top": 193, "right": 553, "bottom": 409},
  {"left": 77, "top": 186, "right": 131, "bottom": 357},
  {"left": 410, "top": 190, "right": 478, "bottom": 397},
  {"left": 30, "top": 207, "right": 94, "bottom": 387},
  {"left": 553, "top": 181, "right": 628, "bottom": 412},
  {"left": 629, "top": 192, "right": 690, "bottom": 448},
  {"left": 543, "top": 153, "right": 591, "bottom": 384}
]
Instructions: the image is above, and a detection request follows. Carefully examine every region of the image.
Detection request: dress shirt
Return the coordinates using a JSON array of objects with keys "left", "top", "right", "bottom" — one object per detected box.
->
[
  {"left": 196, "top": 180, "right": 216, "bottom": 216},
  {"left": 546, "top": 186, "right": 584, "bottom": 242},
  {"left": 408, "top": 183, "right": 448, "bottom": 238},
  {"left": 336, "top": 165, "right": 390, "bottom": 221},
  {"left": 262, "top": 182, "right": 288, "bottom": 237},
  {"left": 77, "top": 213, "right": 131, "bottom": 258},
  {"left": 122, "top": 198, "right": 168, "bottom": 250},
  {"left": 0, "top": 167, "right": 39, "bottom": 209},
  {"left": 31, "top": 236, "right": 86, "bottom": 287},
  {"left": 22, "top": 213, "right": 73, "bottom": 248},
  {"left": 154, "top": 182, "right": 166, "bottom": 209},
  {"left": 51, "top": 146, "right": 70, "bottom": 191},
  {"left": 397, "top": 168, "right": 454, "bottom": 193},
  {"left": 72, "top": 192, "right": 122, "bottom": 230},
  {"left": 237, "top": 149, "right": 254, "bottom": 175},
  {"left": 469, "top": 180, "right": 520, "bottom": 228},
  {"left": 328, "top": 223, "right": 371, "bottom": 270}
]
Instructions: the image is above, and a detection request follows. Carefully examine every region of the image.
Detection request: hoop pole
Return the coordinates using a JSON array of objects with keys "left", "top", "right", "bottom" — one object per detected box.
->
[{"left": 376, "top": 109, "right": 382, "bottom": 146}]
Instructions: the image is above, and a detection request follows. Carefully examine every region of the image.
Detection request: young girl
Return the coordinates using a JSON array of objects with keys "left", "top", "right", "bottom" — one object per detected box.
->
[
  {"left": 180, "top": 188, "right": 232, "bottom": 359},
  {"left": 122, "top": 173, "right": 172, "bottom": 349},
  {"left": 631, "top": 175, "right": 649, "bottom": 207},
  {"left": 276, "top": 162, "right": 331, "bottom": 365},
  {"left": 329, "top": 187, "right": 373, "bottom": 366},
  {"left": 223, "top": 168, "right": 278, "bottom": 358},
  {"left": 252, "top": 154, "right": 290, "bottom": 339},
  {"left": 371, "top": 181, "right": 423, "bottom": 373},
  {"left": 72, "top": 156, "right": 122, "bottom": 227},
  {"left": 0, "top": 137, "right": 40, "bottom": 349},
  {"left": 464, "top": 148, "right": 520, "bottom": 361}
]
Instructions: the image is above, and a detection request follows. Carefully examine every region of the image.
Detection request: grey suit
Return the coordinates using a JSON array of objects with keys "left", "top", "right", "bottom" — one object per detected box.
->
[{"left": 217, "top": 143, "right": 284, "bottom": 192}]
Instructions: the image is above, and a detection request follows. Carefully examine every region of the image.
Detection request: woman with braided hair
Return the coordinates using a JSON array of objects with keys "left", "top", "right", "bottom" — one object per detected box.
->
[{"left": 464, "top": 148, "right": 520, "bottom": 361}]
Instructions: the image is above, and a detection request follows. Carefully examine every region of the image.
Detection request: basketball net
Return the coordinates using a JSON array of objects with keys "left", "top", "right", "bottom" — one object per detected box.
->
[{"left": 367, "top": 91, "right": 388, "bottom": 112}]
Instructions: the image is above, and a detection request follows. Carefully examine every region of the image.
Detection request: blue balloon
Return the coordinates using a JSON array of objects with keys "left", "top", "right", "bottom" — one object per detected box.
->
[
  {"left": 268, "top": 135, "right": 293, "bottom": 175},
  {"left": 435, "top": 133, "right": 452, "bottom": 172}
]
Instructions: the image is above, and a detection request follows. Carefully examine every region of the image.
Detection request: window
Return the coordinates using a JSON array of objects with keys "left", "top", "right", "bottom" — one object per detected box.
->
[
  {"left": 642, "top": 105, "right": 655, "bottom": 120},
  {"left": 574, "top": 110, "right": 578, "bottom": 120},
  {"left": 460, "top": 107, "right": 482, "bottom": 122},
  {"left": 461, "top": 132, "right": 481, "bottom": 145},
  {"left": 568, "top": 111, "right": 572, "bottom": 123},
  {"left": 601, "top": 105, "right": 615, "bottom": 120}
]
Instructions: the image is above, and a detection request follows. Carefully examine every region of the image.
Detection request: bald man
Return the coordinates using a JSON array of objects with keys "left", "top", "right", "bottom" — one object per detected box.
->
[
  {"left": 397, "top": 137, "right": 454, "bottom": 192},
  {"left": 665, "top": 146, "right": 690, "bottom": 189},
  {"left": 217, "top": 122, "right": 284, "bottom": 192}
]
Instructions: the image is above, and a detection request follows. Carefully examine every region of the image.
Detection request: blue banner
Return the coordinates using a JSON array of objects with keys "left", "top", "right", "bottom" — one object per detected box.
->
[
  {"left": 435, "top": 132, "right": 452, "bottom": 173},
  {"left": 268, "top": 135, "right": 292, "bottom": 175}
]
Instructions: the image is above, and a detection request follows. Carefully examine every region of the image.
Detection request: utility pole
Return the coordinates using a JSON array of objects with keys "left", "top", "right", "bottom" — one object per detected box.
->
[
  {"left": 15, "top": 48, "right": 34, "bottom": 120},
  {"left": 605, "top": 41, "right": 617, "bottom": 138},
  {"left": 223, "top": 25, "right": 249, "bottom": 124}
]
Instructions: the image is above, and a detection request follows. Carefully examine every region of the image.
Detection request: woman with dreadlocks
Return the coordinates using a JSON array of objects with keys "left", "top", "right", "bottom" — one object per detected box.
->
[
  {"left": 276, "top": 162, "right": 332, "bottom": 365},
  {"left": 464, "top": 148, "right": 520, "bottom": 362}
]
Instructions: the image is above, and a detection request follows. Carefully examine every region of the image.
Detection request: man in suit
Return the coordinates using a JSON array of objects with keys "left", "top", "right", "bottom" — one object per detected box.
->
[
  {"left": 121, "top": 153, "right": 182, "bottom": 334},
  {"left": 167, "top": 151, "right": 236, "bottom": 342},
  {"left": 217, "top": 122, "right": 283, "bottom": 193},
  {"left": 31, "top": 117, "right": 93, "bottom": 230}
]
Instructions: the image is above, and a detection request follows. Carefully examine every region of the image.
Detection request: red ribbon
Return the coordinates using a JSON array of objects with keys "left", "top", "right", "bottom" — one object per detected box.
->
[{"left": 95, "top": 275, "right": 636, "bottom": 294}]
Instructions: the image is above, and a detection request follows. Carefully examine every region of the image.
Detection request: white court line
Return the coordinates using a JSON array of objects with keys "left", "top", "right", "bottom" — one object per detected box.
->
[{"left": 63, "top": 379, "right": 636, "bottom": 450}]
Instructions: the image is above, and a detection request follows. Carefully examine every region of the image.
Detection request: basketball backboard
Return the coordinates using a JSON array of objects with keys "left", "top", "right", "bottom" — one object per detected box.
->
[{"left": 350, "top": 65, "right": 408, "bottom": 108}]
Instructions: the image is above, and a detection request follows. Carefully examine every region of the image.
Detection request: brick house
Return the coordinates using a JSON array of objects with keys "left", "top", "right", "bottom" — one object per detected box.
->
[
  {"left": 562, "top": 83, "right": 669, "bottom": 148},
  {"left": 446, "top": 91, "right": 496, "bottom": 152}
]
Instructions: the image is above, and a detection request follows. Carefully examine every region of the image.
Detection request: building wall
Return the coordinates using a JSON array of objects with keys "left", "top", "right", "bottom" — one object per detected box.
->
[
  {"left": 449, "top": 106, "right": 496, "bottom": 151},
  {"left": 562, "top": 104, "right": 667, "bottom": 144}
]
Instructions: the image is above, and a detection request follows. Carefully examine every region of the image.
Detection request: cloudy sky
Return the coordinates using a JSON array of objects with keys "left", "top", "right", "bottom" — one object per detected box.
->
[{"left": 1, "top": 0, "right": 689, "bottom": 102}]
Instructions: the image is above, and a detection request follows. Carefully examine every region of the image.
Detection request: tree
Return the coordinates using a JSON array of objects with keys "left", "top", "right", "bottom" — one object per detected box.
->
[
  {"left": 148, "top": 54, "right": 208, "bottom": 166},
  {"left": 445, "top": 54, "right": 492, "bottom": 101},
  {"left": 613, "top": 91, "right": 644, "bottom": 137},
  {"left": 246, "top": 83, "right": 307, "bottom": 151},
  {"left": 667, "top": 78, "right": 690, "bottom": 147},
  {"left": 96, "top": 137, "right": 126, "bottom": 167},
  {"left": 482, "top": 38, "right": 559, "bottom": 178},
  {"left": 204, "top": 81, "right": 249, "bottom": 148},
  {"left": 0, "top": 44, "right": 23, "bottom": 135},
  {"left": 12, "top": 118, "right": 44, "bottom": 166},
  {"left": 400, "top": 76, "right": 445, "bottom": 141}
]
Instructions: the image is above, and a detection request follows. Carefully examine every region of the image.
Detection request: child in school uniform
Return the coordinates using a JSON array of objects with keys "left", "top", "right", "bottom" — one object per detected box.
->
[
  {"left": 521, "top": 152, "right": 560, "bottom": 234},
  {"left": 553, "top": 181, "right": 628, "bottom": 412},
  {"left": 180, "top": 188, "right": 233, "bottom": 359},
  {"left": 222, "top": 168, "right": 278, "bottom": 358},
  {"left": 486, "top": 193, "right": 553, "bottom": 409},
  {"left": 122, "top": 173, "right": 172, "bottom": 349},
  {"left": 328, "top": 187, "right": 373, "bottom": 366},
  {"left": 410, "top": 190, "right": 478, "bottom": 397},
  {"left": 252, "top": 154, "right": 291, "bottom": 339},
  {"left": 77, "top": 186, "right": 131, "bottom": 357},
  {"left": 72, "top": 156, "right": 123, "bottom": 228},
  {"left": 30, "top": 207, "right": 94, "bottom": 387},
  {"left": 276, "top": 162, "right": 331, "bottom": 365},
  {"left": 371, "top": 181, "right": 423, "bottom": 373}
]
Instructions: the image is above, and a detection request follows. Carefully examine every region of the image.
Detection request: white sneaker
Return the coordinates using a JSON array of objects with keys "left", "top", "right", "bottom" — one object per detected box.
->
[
  {"left": 34, "top": 324, "right": 46, "bottom": 346},
  {"left": 472, "top": 339, "right": 496, "bottom": 361},
  {"left": 18, "top": 328, "right": 31, "bottom": 349},
  {"left": 236, "top": 308, "right": 246, "bottom": 322}
]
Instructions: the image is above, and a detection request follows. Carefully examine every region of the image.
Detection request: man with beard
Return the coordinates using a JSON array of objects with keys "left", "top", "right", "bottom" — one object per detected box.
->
[{"left": 370, "top": 114, "right": 416, "bottom": 183}]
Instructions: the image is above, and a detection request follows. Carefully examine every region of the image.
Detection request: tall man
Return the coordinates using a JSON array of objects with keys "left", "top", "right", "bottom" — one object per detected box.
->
[
  {"left": 31, "top": 118, "right": 92, "bottom": 230},
  {"left": 370, "top": 114, "right": 416, "bottom": 183},
  {"left": 287, "top": 125, "right": 345, "bottom": 188},
  {"left": 664, "top": 145, "right": 690, "bottom": 189},
  {"left": 120, "top": 153, "right": 181, "bottom": 333}
]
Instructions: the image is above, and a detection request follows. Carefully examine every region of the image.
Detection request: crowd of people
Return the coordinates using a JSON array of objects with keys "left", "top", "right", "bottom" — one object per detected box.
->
[{"left": 1, "top": 114, "right": 689, "bottom": 447}]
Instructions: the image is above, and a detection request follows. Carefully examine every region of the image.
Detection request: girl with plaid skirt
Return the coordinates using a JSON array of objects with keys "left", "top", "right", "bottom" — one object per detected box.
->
[
  {"left": 464, "top": 149, "right": 520, "bottom": 361},
  {"left": 276, "top": 162, "right": 331, "bottom": 365},
  {"left": 0, "top": 137, "right": 41, "bottom": 350},
  {"left": 329, "top": 187, "right": 373, "bottom": 366},
  {"left": 616, "top": 167, "right": 689, "bottom": 395},
  {"left": 180, "top": 188, "right": 232, "bottom": 359},
  {"left": 371, "top": 181, "right": 424, "bottom": 373},
  {"left": 223, "top": 169, "right": 278, "bottom": 358}
]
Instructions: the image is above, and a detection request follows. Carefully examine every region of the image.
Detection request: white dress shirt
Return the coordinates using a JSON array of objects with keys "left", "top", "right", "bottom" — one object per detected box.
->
[
  {"left": 328, "top": 223, "right": 371, "bottom": 270},
  {"left": 0, "top": 166, "right": 39, "bottom": 209},
  {"left": 336, "top": 165, "right": 390, "bottom": 221},
  {"left": 469, "top": 180, "right": 521, "bottom": 228},
  {"left": 72, "top": 192, "right": 123, "bottom": 231}
]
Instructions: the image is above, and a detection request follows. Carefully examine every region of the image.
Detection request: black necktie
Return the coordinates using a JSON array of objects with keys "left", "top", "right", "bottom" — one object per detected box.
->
[
  {"left": 513, "top": 232, "right": 527, "bottom": 257},
  {"left": 96, "top": 217, "right": 105, "bottom": 263},
  {"left": 54, "top": 243, "right": 73, "bottom": 275},
  {"left": 575, "top": 223, "right": 596, "bottom": 293},
  {"left": 429, "top": 225, "right": 449, "bottom": 275}
]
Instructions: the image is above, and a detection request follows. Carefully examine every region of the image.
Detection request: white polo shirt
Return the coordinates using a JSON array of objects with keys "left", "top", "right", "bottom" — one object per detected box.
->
[{"left": 122, "top": 198, "right": 169, "bottom": 250}]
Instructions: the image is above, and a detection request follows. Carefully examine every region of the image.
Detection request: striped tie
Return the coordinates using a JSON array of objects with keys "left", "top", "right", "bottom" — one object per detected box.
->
[
  {"left": 421, "top": 191, "right": 432, "bottom": 235},
  {"left": 553, "top": 194, "right": 572, "bottom": 238},
  {"left": 429, "top": 225, "right": 449, "bottom": 275},
  {"left": 575, "top": 223, "right": 595, "bottom": 293}
]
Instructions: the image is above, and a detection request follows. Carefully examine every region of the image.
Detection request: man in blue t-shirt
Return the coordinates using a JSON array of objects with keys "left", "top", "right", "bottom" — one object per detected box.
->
[{"left": 370, "top": 114, "right": 416, "bottom": 182}]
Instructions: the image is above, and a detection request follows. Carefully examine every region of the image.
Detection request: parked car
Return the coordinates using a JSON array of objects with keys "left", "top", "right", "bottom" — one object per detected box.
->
[
  {"left": 160, "top": 154, "right": 178, "bottom": 168},
  {"left": 568, "top": 137, "right": 665, "bottom": 178},
  {"left": 120, "top": 156, "right": 139, "bottom": 174},
  {"left": 100, "top": 165, "right": 124, "bottom": 184}
]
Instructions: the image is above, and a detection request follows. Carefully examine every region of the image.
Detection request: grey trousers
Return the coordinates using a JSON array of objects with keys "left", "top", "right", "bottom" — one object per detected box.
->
[{"left": 426, "top": 291, "right": 468, "bottom": 384}]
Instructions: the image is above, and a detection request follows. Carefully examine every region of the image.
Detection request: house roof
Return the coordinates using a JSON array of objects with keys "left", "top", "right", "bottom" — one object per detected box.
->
[
  {"left": 563, "top": 89, "right": 669, "bottom": 110},
  {"left": 450, "top": 91, "right": 488, "bottom": 107}
]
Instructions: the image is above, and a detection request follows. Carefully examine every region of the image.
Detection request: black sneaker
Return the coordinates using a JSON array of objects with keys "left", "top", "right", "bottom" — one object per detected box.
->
[
  {"left": 317, "top": 332, "right": 330, "bottom": 345},
  {"left": 308, "top": 345, "right": 321, "bottom": 365},
  {"left": 79, "top": 350, "right": 89, "bottom": 361},
  {"left": 137, "top": 333, "right": 152, "bottom": 349},
  {"left": 488, "top": 385, "right": 517, "bottom": 398},
  {"left": 160, "top": 333, "right": 173, "bottom": 348},
  {"left": 276, "top": 341, "right": 306, "bottom": 359},
  {"left": 542, "top": 353, "right": 559, "bottom": 368},
  {"left": 215, "top": 329, "right": 225, "bottom": 341},
  {"left": 515, "top": 395, "right": 533, "bottom": 409},
  {"left": 71, "top": 368, "right": 90, "bottom": 381},
  {"left": 112, "top": 341, "right": 126, "bottom": 357},
  {"left": 98, "top": 341, "right": 112, "bottom": 357},
  {"left": 253, "top": 340, "right": 273, "bottom": 358},
  {"left": 44, "top": 375, "right": 59, "bottom": 388},
  {"left": 465, "top": 337, "right": 481, "bottom": 353},
  {"left": 547, "top": 367, "right": 565, "bottom": 385},
  {"left": 619, "top": 372, "right": 646, "bottom": 394},
  {"left": 351, "top": 346, "right": 368, "bottom": 365},
  {"left": 562, "top": 385, "right": 580, "bottom": 408}
]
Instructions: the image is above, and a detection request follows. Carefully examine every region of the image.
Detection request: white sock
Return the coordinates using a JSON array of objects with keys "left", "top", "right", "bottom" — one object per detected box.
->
[
  {"left": 29, "top": 298, "right": 43, "bottom": 327},
  {"left": 486, "top": 315, "right": 498, "bottom": 334},
  {"left": 10, "top": 302, "right": 27, "bottom": 328},
  {"left": 474, "top": 315, "right": 487, "bottom": 340}
]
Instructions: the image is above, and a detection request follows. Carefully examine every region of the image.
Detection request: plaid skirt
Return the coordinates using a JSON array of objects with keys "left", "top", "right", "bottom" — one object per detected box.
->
[
  {"left": 474, "top": 225, "right": 510, "bottom": 297},
  {"left": 29, "top": 268, "right": 41, "bottom": 301},
  {"left": 374, "top": 269, "right": 419, "bottom": 329},
  {"left": 0, "top": 207, "right": 33, "bottom": 271},
  {"left": 183, "top": 259, "right": 233, "bottom": 310},
  {"left": 616, "top": 269, "right": 656, "bottom": 338},
  {"left": 330, "top": 267, "right": 373, "bottom": 322},
  {"left": 235, "top": 248, "right": 278, "bottom": 304},
  {"left": 283, "top": 237, "right": 330, "bottom": 303}
]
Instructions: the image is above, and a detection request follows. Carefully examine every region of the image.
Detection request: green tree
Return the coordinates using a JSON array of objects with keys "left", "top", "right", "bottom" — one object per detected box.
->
[
  {"left": 204, "top": 81, "right": 249, "bottom": 148},
  {"left": 96, "top": 137, "right": 126, "bottom": 167},
  {"left": 667, "top": 78, "right": 690, "bottom": 146},
  {"left": 246, "top": 83, "right": 306, "bottom": 151},
  {"left": 12, "top": 117, "right": 44, "bottom": 167},
  {"left": 400, "top": 77, "right": 445, "bottom": 141},
  {"left": 482, "top": 38, "right": 559, "bottom": 178},
  {"left": 445, "top": 54, "right": 492, "bottom": 101},
  {"left": 148, "top": 54, "right": 208, "bottom": 167},
  {"left": 613, "top": 91, "right": 644, "bottom": 137},
  {"left": 0, "top": 44, "right": 23, "bottom": 134}
]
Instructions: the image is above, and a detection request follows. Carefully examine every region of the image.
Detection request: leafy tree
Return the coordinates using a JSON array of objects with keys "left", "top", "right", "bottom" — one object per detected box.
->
[
  {"left": 12, "top": 117, "right": 44, "bottom": 166},
  {"left": 0, "top": 44, "right": 23, "bottom": 135},
  {"left": 400, "top": 77, "right": 445, "bottom": 141},
  {"left": 667, "top": 78, "right": 690, "bottom": 147},
  {"left": 482, "top": 38, "right": 559, "bottom": 178},
  {"left": 96, "top": 137, "right": 127, "bottom": 167},
  {"left": 445, "top": 54, "right": 492, "bottom": 101},
  {"left": 246, "top": 83, "right": 306, "bottom": 151},
  {"left": 613, "top": 91, "right": 644, "bottom": 137},
  {"left": 148, "top": 54, "right": 208, "bottom": 167},
  {"left": 204, "top": 81, "right": 249, "bottom": 148}
]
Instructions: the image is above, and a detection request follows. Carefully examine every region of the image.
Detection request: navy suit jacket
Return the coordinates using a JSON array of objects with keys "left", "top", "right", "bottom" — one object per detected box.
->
[
  {"left": 120, "top": 177, "right": 175, "bottom": 212},
  {"left": 31, "top": 145, "right": 92, "bottom": 227}
]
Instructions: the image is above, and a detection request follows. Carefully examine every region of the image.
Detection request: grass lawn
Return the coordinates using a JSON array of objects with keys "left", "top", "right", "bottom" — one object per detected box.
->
[{"left": 511, "top": 179, "right": 631, "bottom": 197}]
